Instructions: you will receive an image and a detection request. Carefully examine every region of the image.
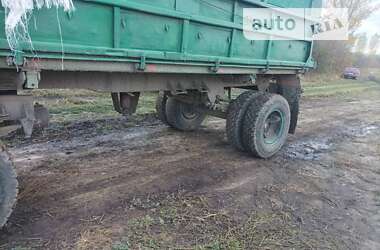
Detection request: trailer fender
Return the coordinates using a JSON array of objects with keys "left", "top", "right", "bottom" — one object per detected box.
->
[{"left": 276, "top": 75, "right": 302, "bottom": 134}]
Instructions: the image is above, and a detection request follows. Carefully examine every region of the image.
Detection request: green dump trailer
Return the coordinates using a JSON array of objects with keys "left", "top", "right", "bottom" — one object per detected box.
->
[{"left": 0, "top": 0, "right": 320, "bottom": 228}]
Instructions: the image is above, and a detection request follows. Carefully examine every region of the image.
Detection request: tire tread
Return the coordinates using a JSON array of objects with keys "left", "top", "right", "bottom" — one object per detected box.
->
[
  {"left": 242, "top": 93, "right": 290, "bottom": 158},
  {"left": 155, "top": 92, "right": 169, "bottom": 125},
  {"left": 226, "top": 91, "right": 259, "bottom": 151},
  {"left": 165, "top": 97, "right": 206, "bottom": 131}
]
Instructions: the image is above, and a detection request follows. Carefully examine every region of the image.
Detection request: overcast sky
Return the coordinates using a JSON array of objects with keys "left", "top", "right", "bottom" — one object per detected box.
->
[
  {"left": 357, "top": 0, "right": 380, "bottom": 53},
  {"left": 358, "top": 3, "right": 380, "bottom": 35}
]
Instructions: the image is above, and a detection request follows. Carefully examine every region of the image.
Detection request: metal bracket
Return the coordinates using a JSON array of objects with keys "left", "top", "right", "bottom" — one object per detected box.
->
[
  {"left": 12, "top": 51, "right": 25, "bottom": 66},
  {"left": 20, "top": 105, "right": 35, "bottom": 138},
  {"left": 259, "top": 62, "right": 270, "bottom": 74},
  {"left": 25, "top": 71, "right": 40, "bottom": 89},
  {"left": 256, "top": 75, "right": 271, "bottom": 92},
  {"left": 211, "top": 59, "right": 221, "bottom": 73},
  {"left": 137, "top": 56, "right": 146, "bottom": 71},
  {"left": 206, "top": 83, "right": 225, "bottom": 106},
  {"left": 111, "top": 92, "right": 141, "bottom": 115}
]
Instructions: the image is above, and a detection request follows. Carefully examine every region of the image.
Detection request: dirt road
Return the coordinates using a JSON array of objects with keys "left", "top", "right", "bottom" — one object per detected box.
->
[{"left": 1, "top": 89, "right": 380, "bottom": 249}]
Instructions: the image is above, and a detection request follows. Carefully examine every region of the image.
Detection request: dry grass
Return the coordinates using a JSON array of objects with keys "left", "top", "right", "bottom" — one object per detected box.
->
[
  {"left": 76, "top": 227, "right": 113, "bottom": 250},
  {"left": 23, "top": 90, "right": 158, "bottom": 123},
  {"left": 111, "top": 192, "right": 338, "bottom": 250},
  {"left": 303, "top": 78, "right": 380, "bottom": 98}
]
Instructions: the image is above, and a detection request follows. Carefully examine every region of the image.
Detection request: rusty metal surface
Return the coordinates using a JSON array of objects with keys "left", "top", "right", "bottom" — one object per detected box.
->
[{"left": 38, "top": 71, "right": 253, "bottom": 92}]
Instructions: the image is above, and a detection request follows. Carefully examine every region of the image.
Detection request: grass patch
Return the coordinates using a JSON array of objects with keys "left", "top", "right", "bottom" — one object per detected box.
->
[
  {"left": 32, "top": 89, "right": 108, "bottom": 98},
  {"left": 303, "top": 79, "right": 380, "bottom": 98},
  {"left": 76, "top": 228, "right": 113, "bottom": 250},
  {"left": 112, "top": 193, "right": 339, "bottom": 249},
  {"left": 43, "top": 97, "right": 117, "bottom": 123},
  {"left": 136, "top": 93, "right": 157, "bottom": 114},
  {"left": 32, "top": 91, "right": 158, "bottom": 123},
  {"left": 28, "top": 78, "right": 380, "bottom": 123},
  {"left": 362, "top": 68, "right": 380, "bottom": 79}
]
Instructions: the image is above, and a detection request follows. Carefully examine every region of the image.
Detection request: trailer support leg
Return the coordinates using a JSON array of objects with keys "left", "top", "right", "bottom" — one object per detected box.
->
[
  {"left": 111, "top": 92, "right": 141, "bottom": 115},
  {"left": 0, "top": 95, "right": 35, "bottom": 138}
]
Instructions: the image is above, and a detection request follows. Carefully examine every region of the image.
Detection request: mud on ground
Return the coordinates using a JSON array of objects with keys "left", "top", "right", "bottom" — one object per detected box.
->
[{"left": 1, "top": 89, "right": 380, "bottom": 249}]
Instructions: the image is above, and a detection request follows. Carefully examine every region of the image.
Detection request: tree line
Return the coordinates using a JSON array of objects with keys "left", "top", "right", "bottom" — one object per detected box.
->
[{"left": 313, "top": 0, "right": 380, "bottom": 74}]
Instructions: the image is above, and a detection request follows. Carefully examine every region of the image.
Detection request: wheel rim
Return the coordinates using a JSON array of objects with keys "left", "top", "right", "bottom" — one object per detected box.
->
[
  {"left": 263, "top": 109, "right": 285, "bottom": 145},
  {"left": 180, "top": 103, "right": 198, "bottom": 120}
]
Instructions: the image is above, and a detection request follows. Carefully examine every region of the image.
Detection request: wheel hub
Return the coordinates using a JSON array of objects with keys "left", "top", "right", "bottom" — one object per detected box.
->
[
  {"left": 263, "top": 109, "right": 284, "bottom": 144},
  {"left": 181, "top": 104, "right": 198, "bottom": 120}
]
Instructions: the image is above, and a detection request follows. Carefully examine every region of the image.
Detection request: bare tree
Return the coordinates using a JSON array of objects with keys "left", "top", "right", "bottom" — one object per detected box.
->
[
  {"left": 313, "top": 0, "right": 380, "bottom": 74},
  {"left": 369, "top": 33, "right": 380, "bottom": 55},
  {"left": 355, "top": 33, "right": 368, "bottom": 53},
  {"left": 328, "top": 0, "right": 380, "bottom": 33}
]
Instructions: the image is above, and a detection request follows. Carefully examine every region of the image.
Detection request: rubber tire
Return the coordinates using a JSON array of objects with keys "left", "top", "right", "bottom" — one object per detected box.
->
[
  {"left": 242, "top": 93, "right": 291, "bottom": 159},
  {"left": 155, "top": 92, "right": 169, "bottom": 125},
  {"left": 0, "top": 149, "right": 18, "bottom": 228},
  {"left": 226, "top": 91, "right": 259, "bottom": 152},
  {"left": 165, "top": 97, "right": 206, "bottom": 131}
]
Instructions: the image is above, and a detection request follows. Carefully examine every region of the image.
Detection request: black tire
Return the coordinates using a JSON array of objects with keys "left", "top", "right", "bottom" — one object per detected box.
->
[
  {"left": 0, "top": 148, "right": 18, "bottom": 228},
  {"left": 226, "top": 91, "right": 259, "bottom": 152},
  {"left": 155, "top": 92, "right": 169, "bottom": 125},
  {"left": 242, "top": 93, "right": 291, "bottom": 159},
  {"left": 165, "top": 97, "right": 206, "bottom": 131}
]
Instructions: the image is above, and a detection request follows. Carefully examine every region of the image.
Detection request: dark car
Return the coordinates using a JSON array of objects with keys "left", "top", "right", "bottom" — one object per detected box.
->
[
  {"left": 368, "top": 72, "right": 379, "bottom": 83},
  {"left": 343, "top": 67, "right": 360, "bottom": 80}
]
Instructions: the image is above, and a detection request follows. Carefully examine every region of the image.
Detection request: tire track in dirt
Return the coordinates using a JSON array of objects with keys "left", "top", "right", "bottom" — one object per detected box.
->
[{"left": 1, "top": 94, "right": 380, "bottom": 249}]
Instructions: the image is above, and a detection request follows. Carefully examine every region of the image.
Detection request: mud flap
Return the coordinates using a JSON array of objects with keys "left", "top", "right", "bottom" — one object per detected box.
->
[{"left": 276, "top": 75, "right": 301, "bottom": 134}]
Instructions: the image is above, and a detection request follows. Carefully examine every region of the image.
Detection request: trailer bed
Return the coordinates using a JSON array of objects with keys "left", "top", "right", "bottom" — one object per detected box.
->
[{"left": 0, "top": 0, "right": 319, "bottom": 73}]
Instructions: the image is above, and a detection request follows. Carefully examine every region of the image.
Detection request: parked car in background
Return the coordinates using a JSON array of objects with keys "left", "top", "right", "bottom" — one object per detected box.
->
[{"left": 343, "top": 67, "right": 361, "bottom": 80}]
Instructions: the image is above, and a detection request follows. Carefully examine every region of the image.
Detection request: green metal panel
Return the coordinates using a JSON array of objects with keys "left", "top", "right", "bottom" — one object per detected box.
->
[
  {"left": 119, "top": 10, "right": 182, "bottom": 52},
  {"left": 267, "top": 0, "right": 314, "bottom": 8},
  {"left": 0, "top": 0, "right": 321, "bottom": 72},
  {"left": 0, "top": 9, "right": 4, "bottom": 42},
  {"left": 188, "top": 22, "right": 231, "bottom": 57},
  {"left": 129, "top": 0, "right": 176, "bottom": 9},
  {"left": 232, "top": 32, "right": 268, "bottom": 60},
  {"left": 176, "top": 0, "right": 234, "bottom": 22},
  {"left": 28, "top": 2, "right": 113, "bottom": 48},
  {"left": 270, "top": 41, "right": 311, "bottom": 63}
]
